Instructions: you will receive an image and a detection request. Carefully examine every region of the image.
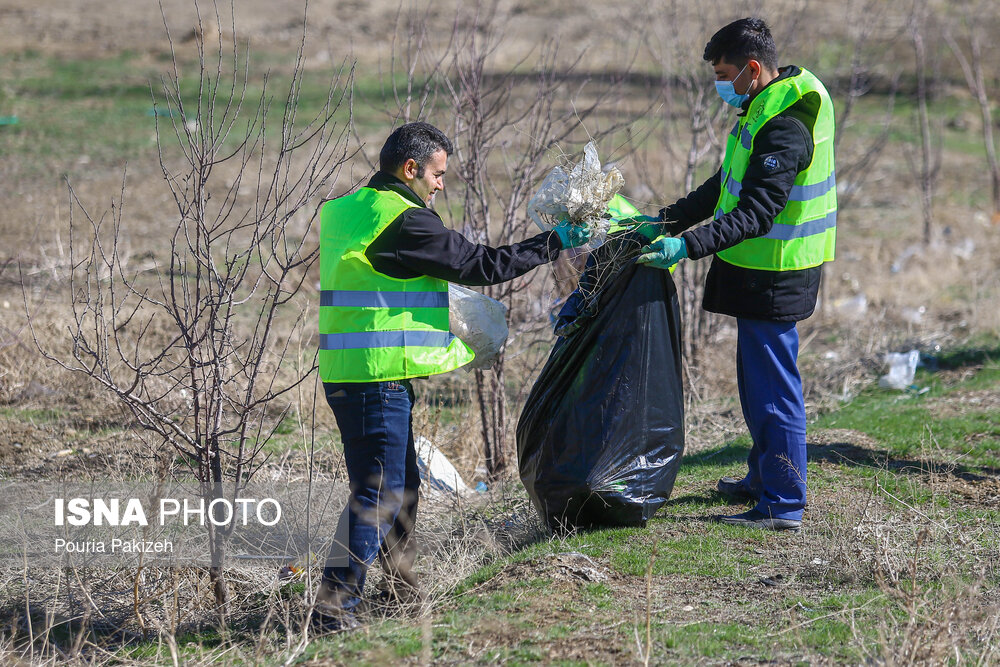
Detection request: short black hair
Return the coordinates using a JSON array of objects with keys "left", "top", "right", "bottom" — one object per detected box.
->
[
  {"left": 703, "top": 17, "right": 778, "bottom": 70},
  {"left": 379, "top": 121, "right": 453, "bottom": 176}
]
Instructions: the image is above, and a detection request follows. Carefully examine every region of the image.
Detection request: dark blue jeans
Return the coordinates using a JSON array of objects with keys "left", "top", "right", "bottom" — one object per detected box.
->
[
  {"left": 321, "top": 380, "right": 420, "bottom": 611},
  {"left": 736, "top": 319, "right": 808, "bottom": 521}
]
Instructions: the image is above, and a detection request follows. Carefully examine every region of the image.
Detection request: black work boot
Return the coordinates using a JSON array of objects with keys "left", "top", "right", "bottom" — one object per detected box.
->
[
  {"left": 716, "top": 476, "right": 757, "bottom": 502},
  {"left": 375, "top": 489, "right": 424, "bottom": 614},
  {"left": 717, "top": 509, "right": 802, "bottom": 532},
  {"left": 310, "top": 580, "right": 362, "bottom": 634}
]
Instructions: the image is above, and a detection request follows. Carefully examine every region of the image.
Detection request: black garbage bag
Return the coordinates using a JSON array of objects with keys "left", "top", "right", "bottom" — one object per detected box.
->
[{"left": 517, "top": 236, "right": 684, "bottom": 531}]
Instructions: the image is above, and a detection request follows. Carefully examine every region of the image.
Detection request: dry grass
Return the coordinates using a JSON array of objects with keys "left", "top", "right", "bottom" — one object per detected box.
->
[
  {"left": 2, "top": 0, "right": 1000, "bottom": 663},
  {"left": 0, "top": 472, "right": 547, "bottom": 665}
]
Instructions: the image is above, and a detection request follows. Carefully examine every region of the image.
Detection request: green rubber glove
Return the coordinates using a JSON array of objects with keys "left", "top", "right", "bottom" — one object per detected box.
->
[
  {"left": 553, "top": 220, "right": 592, "bottom": 249},
  {"left": 637, "top": 235, "right": 687, "bottom": 270}
]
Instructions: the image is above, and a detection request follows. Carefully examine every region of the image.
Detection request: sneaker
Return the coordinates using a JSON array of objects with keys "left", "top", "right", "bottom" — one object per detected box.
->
[
  {"left": 717, "top": 509, "right": 802, "bottom": 532},
  {"left": 716, "top": 476, "right": 757, "bottom": 502}
]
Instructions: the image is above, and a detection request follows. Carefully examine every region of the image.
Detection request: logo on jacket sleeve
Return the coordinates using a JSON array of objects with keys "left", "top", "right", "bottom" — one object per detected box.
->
[{"left": 763, "top": 155, "right": 779, "bottom": 172}]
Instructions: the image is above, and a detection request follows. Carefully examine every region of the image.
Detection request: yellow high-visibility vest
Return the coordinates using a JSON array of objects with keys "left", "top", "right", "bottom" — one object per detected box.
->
[
  {"left": 319, "top": 188, "right": 474, "bottom": 382},
  {"left": 716, "top": 67, "right": 836, "bottom": 271}
]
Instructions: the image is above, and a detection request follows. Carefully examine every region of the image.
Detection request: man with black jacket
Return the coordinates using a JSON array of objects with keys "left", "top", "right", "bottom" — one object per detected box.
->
[
  {"left": 638, "top": 18, "right": 837, "bottom": 531},
  {"left": 313, "top": 121, "right": 590, "bottom": 631}
]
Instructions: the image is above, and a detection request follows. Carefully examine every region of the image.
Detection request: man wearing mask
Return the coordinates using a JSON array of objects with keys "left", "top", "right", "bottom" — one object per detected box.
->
[
  {"left": 313, "top": 121, "right": 590, "bottom": 631},
  {"left": 637, "top": 17, "right": 836, "bottom": 531}
]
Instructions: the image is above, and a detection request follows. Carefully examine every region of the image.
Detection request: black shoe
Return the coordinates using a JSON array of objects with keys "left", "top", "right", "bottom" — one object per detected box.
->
[
  {"left": 716, "top": 476, "right": 757, "bottom": 502},
  {"left": 717, "top": 509, "right": 801, "bottom": 532},
  {"left": 309, "top": 607, "right": 361, "bottom": 634}
]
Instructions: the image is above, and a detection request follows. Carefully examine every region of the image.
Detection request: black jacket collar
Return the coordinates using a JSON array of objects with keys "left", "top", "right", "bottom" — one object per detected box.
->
[{"left": 367, "top": 171, "right": 427, "bottom": 208}]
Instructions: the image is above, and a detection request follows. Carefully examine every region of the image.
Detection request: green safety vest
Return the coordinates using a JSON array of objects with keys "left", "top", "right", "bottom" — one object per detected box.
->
[
  {"left": 606, "top": 193, "right": 640, "bottom": 224},
  {"left": 716, "top": 67, "right": 837, "bottom": 271},
  {"left": 318, "top": 188, "right": 475, "bottom": 383}
]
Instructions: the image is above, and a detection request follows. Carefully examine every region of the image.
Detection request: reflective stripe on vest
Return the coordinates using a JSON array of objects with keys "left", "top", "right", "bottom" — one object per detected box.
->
[
  {"left": 320, "top": 290, "right": 450, "bottom": 309},
  {"left": 723, "top": 169, "right": 837, "bottom": 202},
  {"left": 715, "top": 67, "right": 837, "bottom": 271},
  {"left": 320, "top": 331, "right": 457, "bottom": 350},
  {"left": 318, "top": 187, "right": 475, "bottom": 383}
]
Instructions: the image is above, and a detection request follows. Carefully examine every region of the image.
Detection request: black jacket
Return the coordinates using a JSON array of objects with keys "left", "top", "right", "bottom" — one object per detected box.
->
[
  {"left": 360, "top": 172, "right": 562, "bottom": 286},
  {"left": 664, "top": 65, "right": 824, "bottom": 322}
]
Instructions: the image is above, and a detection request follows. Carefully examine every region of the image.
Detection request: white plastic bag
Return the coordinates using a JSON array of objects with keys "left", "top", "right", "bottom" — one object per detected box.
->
[
  {"left": 415, "top": 435, "right": 470, "bottom": 499},
  {"left": 449, "top": 284, "right": 508, "bottom": 370},
  {"left": 526, "top": 142, "right": 625, "bottom": 246},
  {"left": 526, "top": 166, "right": 571, "bottom": 231},
  {"left": 878, "top": 350, "right": 920, "bottom": 390}
]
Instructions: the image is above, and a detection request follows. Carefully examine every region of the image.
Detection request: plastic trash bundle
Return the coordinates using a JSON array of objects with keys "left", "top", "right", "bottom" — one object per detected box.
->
[
  {"left": 415, "top": 435, "right": 471, "bottom": 499},
  {"left": 517, "top": 233, "right": 685, "bottom": 531},
  {"left": 526, "top": 142, "right": 625, "bottom": 246},
  {"left": 879, "top": 350, "right": 921, "bottom": 390},
  {"left": 449, "top": 284, "right": 508, "bottom": 370}
]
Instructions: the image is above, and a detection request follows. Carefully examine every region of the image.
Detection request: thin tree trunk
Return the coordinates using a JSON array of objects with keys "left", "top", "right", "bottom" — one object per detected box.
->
[{"left": 912, "top": 18, "right": 937, "bottom": 244}]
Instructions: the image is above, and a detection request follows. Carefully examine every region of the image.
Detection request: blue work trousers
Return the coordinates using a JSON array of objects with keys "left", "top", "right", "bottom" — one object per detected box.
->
[
  {"left": 321, "top": 379, "right": 420, "bottom": 611},
  {"left": 736, "top": 318, "right": 808, "bottom": 520}
]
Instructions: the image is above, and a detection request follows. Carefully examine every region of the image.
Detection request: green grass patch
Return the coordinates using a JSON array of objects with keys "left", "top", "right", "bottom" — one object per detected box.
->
[
  {"left": 307, "top": 619, "right": 428, "bottom": 662},
  {"left": 815, "top": 353, "right": 1000, "bottom": 468},
  {"left": 655, "top": 621, "right": 768, "bottom": 660},
  {"left": 0, "top": 50, "right": 372, "bottom": 178},
  {"left": 610, "top": 531, "right": 766, "bottom": 578},
  {"left": 120, "top": 629, "right": 224, "bottom": 662},
  {"left": 0, "top": 406, "right": 67, "bottom": 424}
]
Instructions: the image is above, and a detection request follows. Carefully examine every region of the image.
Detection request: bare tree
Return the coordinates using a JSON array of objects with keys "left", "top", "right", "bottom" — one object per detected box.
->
[
  {"left": 945, "top": 0, "right": 1000, "bottom": 223},
  {"left": 372, "top": 1, "right": 637, "bottom": 478},
  {"left": 907, "top": 1, "right": 943, "bottom": 245},
  {"left": 629, "top": 3, "right": 738, "bottom": 382},
  {"left": 438, "top": 2, "right": 638, "bottom": 478},
  {"left": 30, "top": 1, "right": 355, "bottom": 619},
  {"left": 831, "top": 0, "right": 905, "bottom": 211},
  {"left": 816, "top": 0, "right": 906, "bottom": 315}
]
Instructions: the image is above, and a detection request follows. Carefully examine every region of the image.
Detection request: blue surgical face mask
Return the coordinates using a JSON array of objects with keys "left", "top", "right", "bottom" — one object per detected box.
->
[{"left": 715, "top": 63, "right": 751, "bottom": 108}]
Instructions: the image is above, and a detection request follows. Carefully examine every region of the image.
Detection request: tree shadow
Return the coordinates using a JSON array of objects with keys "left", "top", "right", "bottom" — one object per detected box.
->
[
  {"left": 807, "top": 440, "right": 1000, "bottom": 482},
  {"left": 674, "top": 428, "right": 1000, "bottom": 509},
  {"left": 930, "top": 344, "right": 1000, "bottom": 371},
  {"left": 681, "top": 444, "right": 750, "bottom": 470}
]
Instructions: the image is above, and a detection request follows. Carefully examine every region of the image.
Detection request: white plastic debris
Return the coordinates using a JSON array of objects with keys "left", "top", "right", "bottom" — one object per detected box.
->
[
  {"left": 832, "top": 293, "right": 868, "bottom": 319},
  {"left": 526, "top": 142, "right": 625, "bottom": 246},
  {"left": 449, "top": 284, "right": 508, "bottom": 370},
  {"left": 891, "top": 244, "right": 923, "bottom": 273},
  {"left": 878, "top": 350, "right": 920, "bottom": 390},
  {"left": 901, "top": 305, "right": 926, "bottom": 325},
  {"left": 951, "top": 238, "right": 975, "bottom": 261},
  {"left": 415, "top": 436, "right": 470, "bottom": 499}
]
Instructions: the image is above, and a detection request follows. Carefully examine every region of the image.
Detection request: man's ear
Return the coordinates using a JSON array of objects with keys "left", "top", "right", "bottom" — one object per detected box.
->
[{"left": 401, "top": 158, "right": 419, "bottom": 181}]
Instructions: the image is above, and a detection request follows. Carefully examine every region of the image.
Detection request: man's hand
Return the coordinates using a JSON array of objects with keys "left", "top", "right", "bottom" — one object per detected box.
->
[
  {"left": 553, "top": 220, "right": 592, "bottom": 249},
  {"left": 637, "top": 236, "right": 687, "bottom": 270}
]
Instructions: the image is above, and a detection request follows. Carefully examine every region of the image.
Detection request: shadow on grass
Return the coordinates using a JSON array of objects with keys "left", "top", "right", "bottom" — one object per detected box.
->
[
  {"left": 0, "top": 599, "right": 284, "bottom": 660},
  {"left": 808, "top": 439, "right": 1000, "bottom": 481},
  {"left": 933, "top": 344, "right": 1000, "bottom": 371},
  {"left": 684, "top": 430, "right": 1000, "bottom": 482},
  {"left": 681, "top": 444, "right": 749, "bottom": 470}
]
